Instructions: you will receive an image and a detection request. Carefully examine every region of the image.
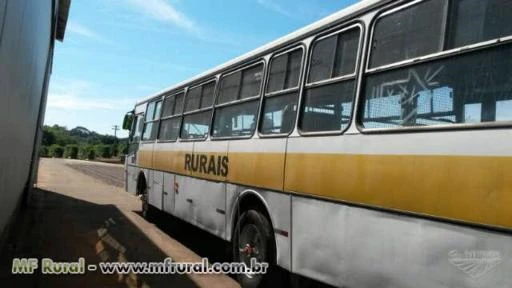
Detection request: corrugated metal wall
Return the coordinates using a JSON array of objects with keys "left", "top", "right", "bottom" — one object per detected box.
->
[{"left": 0, "top": 0, "right": 54, "bottom": 238}]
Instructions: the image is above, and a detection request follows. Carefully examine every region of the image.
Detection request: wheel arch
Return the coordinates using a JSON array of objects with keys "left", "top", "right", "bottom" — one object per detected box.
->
[
  {"left": 136, "top": 170, "right": 147, "bottom": 195},
  {"left": 229, "top": 189, "right": 277, "bottom": 260}
]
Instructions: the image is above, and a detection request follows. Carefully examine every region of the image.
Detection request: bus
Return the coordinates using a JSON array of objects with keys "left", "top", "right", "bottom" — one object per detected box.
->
[{"left": 122, "top": 0, "right": 512, "bottom": 287}]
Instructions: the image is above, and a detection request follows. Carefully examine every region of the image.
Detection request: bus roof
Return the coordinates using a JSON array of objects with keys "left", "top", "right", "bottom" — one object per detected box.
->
[{"left": 135, "top": 0, "right": 389, "bottom": 106}]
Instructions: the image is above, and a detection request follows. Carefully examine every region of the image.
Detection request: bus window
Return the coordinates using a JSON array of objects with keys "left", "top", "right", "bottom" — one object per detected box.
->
[
  {"left": 200, "top": 81, "right": 216, "bottom": 108},
  {"left": 217, "top": 71, "right": 241, "bottom": 104},
  {"left": 213, "top": 100, "right": 259, "bottom": 138},
  {"left": 162, "top": 95, "right": 175, "bottom": 117},
  {"left": 142, "top": 100, "right": 162, "bottom": 140},
  {"left": 362, "top": 45, "right": 512, "bottom": 128},
  {"left": 173, "top": 92, "right": 184, "bottom": 115},
  {"left": 260, "top": 93, "right": 298, "bottom": 134},
  {"left": 362, "top": 0, "right": 512, "bottom": 129},
  {"left": 185, "top": 86, "right": 201, "bottom": 112},
  {"left": 158, "top": 92, "right": 185, "bottom": 141},
  {"left": 181, "top": 80, "right": 216, "bottom": 140},
  {"left": 447, "top": 0, "right": 512, "bottom": 49},
  {"left": 132, "top": 115, "right": 144, "bottom": 142},
  {"left": 159, "top": 117, "right": 181, "bottom": 141},
  {"left": 213, "top": 63, "right": 263, "bottom": 138},
  {"left": 369, "top": 0, "right": 446, "bottom": 68},
  {"left": 181, "top": 112, "right": 211, "bottom": 139},
  {"left": 299, "top": 27, "right": 360, "bottom": 133},
  {"left": 240, "top": 64, "right": 264, "bottom": 99},
  {"left": 261, "top": 47, "right": 303, "bottom": 135},
  {"left": 162, "top": 92, "right": 185, "bottom": 117}
]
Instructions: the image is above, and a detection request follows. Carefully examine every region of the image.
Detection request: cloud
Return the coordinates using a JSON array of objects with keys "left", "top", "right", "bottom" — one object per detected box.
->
[
  {"left": 256, "top": 0, "right": 293, "bottom": 18},
  {"left": 256, "top": 0, "right": 337, "bottom": 21},
  {"left": 67, "top": 21, "right": 115, "bottom": 45},
  {"left": 47, "top": 93, "right": 137, "bottom": 111},
  {"left": 47, "top": 94, "right": 118, "bottom": 110},
  {"left": 47, "top": 80, "right": 137, "bottom": 111},
  {"left": 125, "top": 0, "right": 197, "bottom": 33}
]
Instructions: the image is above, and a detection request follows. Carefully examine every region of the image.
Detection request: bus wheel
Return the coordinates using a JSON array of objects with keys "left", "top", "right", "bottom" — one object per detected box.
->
[
  {"left": 140, "top": 189, "right": 154, "bottom": 220},
  {"left": 233, "top": 210, "right": 275, "bottom": 288}
]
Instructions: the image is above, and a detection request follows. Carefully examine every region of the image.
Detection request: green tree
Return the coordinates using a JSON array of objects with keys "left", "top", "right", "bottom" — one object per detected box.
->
[
  {"left": 64, "top": 145, "right": 79, "bottom": 159},
  {"left": 119, "top": 142, "right": 129, "bottom": 155},
  {"left": 42, "top": 129, "right": 55, "bottom": 146},
  {"left": 49, "top": 144, "right": 64, "bottom": 158},
  {"left": 111, "top": 144, "right": 120, "bottom": 157},
  {"left": 41, "top": 125, "right": 128, "bottom": 158},
  {"left": 95, "top": 144, "right": 112, "bottom": 158},
  {"left": 69, "top": 126, "right": 91, "bottom": 138},
  {"left": 87, "top": 149, "right": 96, "bottom": 160},
  {"left": 39, "top": 146, "right": 49, "bottom": 157},
  {"left": 78, "top": 145, "right": 95, "bottom": 160}
]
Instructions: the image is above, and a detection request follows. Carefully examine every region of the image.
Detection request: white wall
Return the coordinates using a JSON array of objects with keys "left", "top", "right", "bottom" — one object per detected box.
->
[{"left": 0, "top": 0, "right": 54, "bottom": 238}]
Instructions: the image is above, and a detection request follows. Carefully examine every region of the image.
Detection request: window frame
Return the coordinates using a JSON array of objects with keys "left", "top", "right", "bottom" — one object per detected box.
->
[
  {"left": 358, "top": 0, "right": 512, "bottom": 134},
  {"left": 157, "top": 90, "right": 185, "bottom": 143},
  {"left": 298, "top": 23, "right": 364, "bottom": 137},
  {"left": 180, "top": 79, "right": 218, "bottom": 142},
  {"left": 258, "top": 44, "right": 306, "bottom": 138},
  {"left": 211, "top": 60, "right": 266, "bottom": 140},
  {"left": 141, "top": 98, "right": 163, "bottom": 142}
]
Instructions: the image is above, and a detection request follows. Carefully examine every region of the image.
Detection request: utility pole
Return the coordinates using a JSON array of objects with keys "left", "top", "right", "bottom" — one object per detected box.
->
[
  {"left": 112, "top": 125, "right": 120, "bottom": 157},
  {"left": 112, "top": 125, "right": 119, "bottom": 141}
]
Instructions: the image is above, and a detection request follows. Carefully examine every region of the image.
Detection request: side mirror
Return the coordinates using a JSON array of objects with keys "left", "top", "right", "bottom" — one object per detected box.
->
[{"left": 122, "top": 112, "right": 134, "bottom": 130}]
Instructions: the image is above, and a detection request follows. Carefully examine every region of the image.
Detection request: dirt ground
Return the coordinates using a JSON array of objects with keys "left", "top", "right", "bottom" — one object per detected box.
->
[
  {"left": 65, "top": 160, "right": 125, "bottom": 188},
  {"left": 0, "top": 158, "right": 239, "bottom": 288}
]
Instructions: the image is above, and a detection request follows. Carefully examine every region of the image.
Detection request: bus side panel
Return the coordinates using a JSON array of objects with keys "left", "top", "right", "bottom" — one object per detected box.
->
[
  {"left": 154, "top": 142, "right": 193, "bottom": 219},
  {"left": 285, "top": 132, "right": 512, "bottom": 230},
  {"left": 191, "top": 178, "right": 226, "bottom": 239},
  {"left": 291, "top": 195, "right": 512, "bottom": 288},
  {"left": 226, "top": 138, "right": 291, "bottom": 269},
  {"left": 173, "top": 175, "right": 226, "bottom": 238},
  {"left": 258, "top": 189, "right": 291, "bottom": 271},
  {"left": 148, "top": 170, "right": 163, "bottom": 210},
  {"left": 227, "top": 138, "right": 286, "bottom": 191},
  {"left": 162, "top": 172, "right": 175, "bottom": 215},
  {"left": 173, "top": 174, "right": 190, "bottom": 221},
  {"left": 125, "top": 164, "right": 138, "bottom": 194},
  {"left": 189, "top": 141, "right": 228, "bottom": 238}
]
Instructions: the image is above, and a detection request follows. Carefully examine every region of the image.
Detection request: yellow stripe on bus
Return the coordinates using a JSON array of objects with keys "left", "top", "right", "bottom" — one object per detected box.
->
[
  {"left": 228, "top": 152, "right": 285, "bottom": 191},
  {"left": 152, "top": 150, "right": 189, "bottom": 175},
  {"left": 285, "top": 153, "right": 512, "bottom": 229},
  {"left": 137, "top": 150, "right": 512, "bottom": 229},
  {"left": 138, "top": 150, "right": 153, "bottom": 168}
]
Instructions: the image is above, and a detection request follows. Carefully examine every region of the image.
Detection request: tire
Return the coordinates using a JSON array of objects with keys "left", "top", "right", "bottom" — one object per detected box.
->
[
  {"left": 140, "top": 187, "right": 155, "bottom": 220},
  {"left": 232, "top": 209, "right": 281, "bottom": 288}
]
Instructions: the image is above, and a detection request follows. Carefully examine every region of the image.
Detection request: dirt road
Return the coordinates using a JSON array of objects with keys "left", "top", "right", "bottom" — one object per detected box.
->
[
  {"left": 66, "top": 161, "right": 125, "bottom": 188},
  {"left": 0, "top": 158, "right": 239, "bottom": 288}
]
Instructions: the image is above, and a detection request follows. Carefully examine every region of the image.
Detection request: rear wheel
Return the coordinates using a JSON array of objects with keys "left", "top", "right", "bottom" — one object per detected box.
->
[{"left": 233, "top": 210, "right": 276, "bottom": 288}]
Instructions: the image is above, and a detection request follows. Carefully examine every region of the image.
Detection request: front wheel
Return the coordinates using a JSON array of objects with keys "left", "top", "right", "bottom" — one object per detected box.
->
[
  {"left": 140, "top": 190, "right": 154, "bottom": 220},
  {"left": 232, "top": 210, "right": 276, "bottom": 288}
]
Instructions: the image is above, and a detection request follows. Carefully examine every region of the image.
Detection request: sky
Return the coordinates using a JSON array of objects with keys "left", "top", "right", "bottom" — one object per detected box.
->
[{"left": 45, "top": 0, "right": 358, "bottom": 137}]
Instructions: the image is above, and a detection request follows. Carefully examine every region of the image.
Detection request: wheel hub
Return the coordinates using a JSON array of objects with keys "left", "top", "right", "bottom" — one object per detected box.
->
[{"left": 238, "top": 224, "right": 263, "bottom": 264}]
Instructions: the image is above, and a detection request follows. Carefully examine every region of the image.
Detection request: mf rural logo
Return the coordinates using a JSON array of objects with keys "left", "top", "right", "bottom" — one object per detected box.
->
[{"left": 448, "top": 250, "right": 502, "bottom": 278}]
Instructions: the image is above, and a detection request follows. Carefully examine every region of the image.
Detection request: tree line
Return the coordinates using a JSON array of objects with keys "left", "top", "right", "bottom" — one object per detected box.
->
[{"left": 40, "top": 125, "right": 128, "bottom": 160}]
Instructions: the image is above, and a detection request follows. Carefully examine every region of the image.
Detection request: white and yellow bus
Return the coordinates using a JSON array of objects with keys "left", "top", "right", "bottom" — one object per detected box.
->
[{"left": 123, "top": 0, "right": 512, "bottom": 287}]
